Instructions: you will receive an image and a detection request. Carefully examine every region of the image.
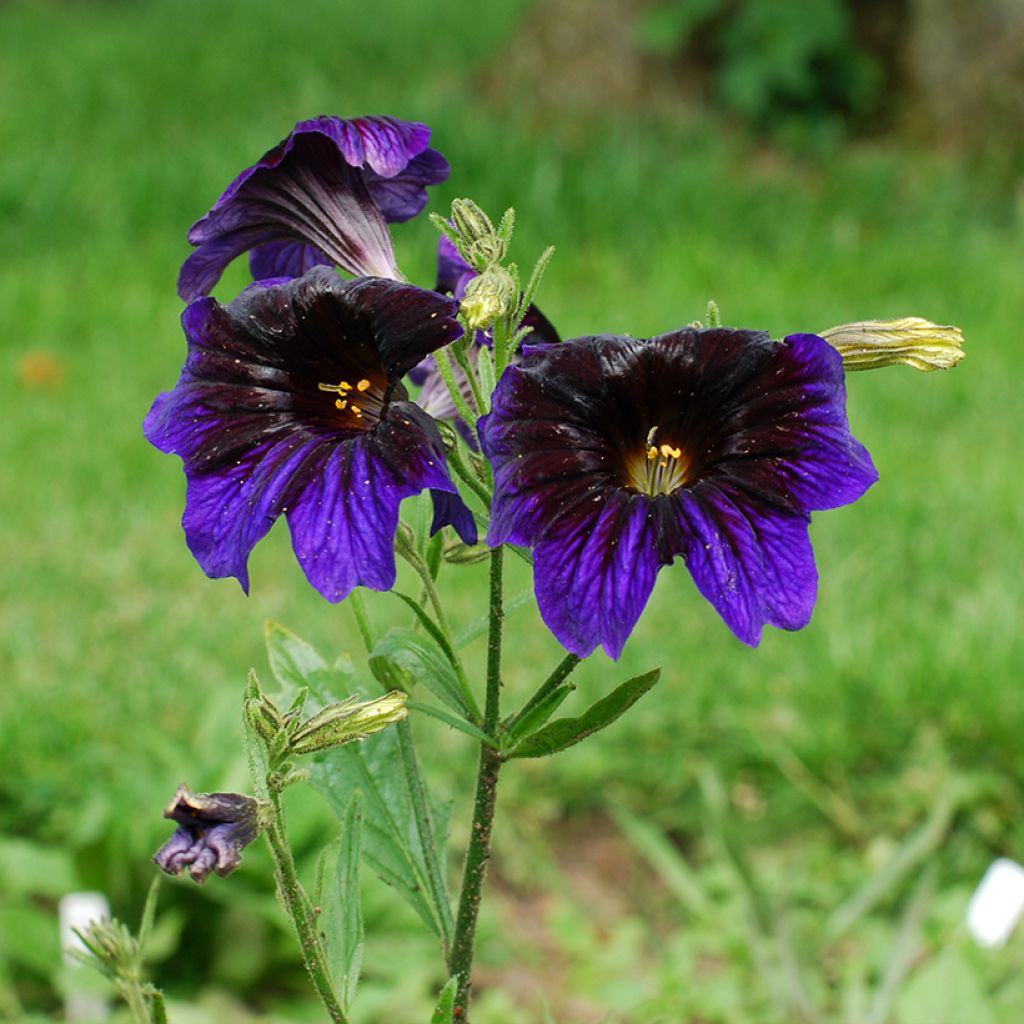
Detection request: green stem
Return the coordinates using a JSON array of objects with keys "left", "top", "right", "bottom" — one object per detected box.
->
[
  {"left": 452, "top": 337, "right": 487, "bottom": 415},
  {"left": 445, "top": 441, "right": 493, "bottom": 506},
  {"left": 119, "top": 974, "right": 153, "bottom": 1024},
  {"left": 503, "top": 652, "right": 581, "bottom": 735},
  {"left": 349, "top": 590, "right": 375, "bottom": 650},
  {"left": 448, "top": 547, "right": 504, "bottom": 1018},
  {"left": 266, "top": 796, "right": 350, "bottom": 1024},
  {"left": 434, "top": 346, "right": 479, "bottom": 439}
]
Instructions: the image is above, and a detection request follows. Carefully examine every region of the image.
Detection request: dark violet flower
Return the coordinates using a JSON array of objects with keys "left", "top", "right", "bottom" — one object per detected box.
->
[
  {"left": 153, "top": 785, "right": 261, "bottom": 884},
  {"left": 145, "top": 267, "right": 475, "bottom": 602},
  {"left": 178, "top": 115, "right": 449, "bottom": 301},
  {"left": 480, "top": 329, "right": 878, "bottom": 658}
]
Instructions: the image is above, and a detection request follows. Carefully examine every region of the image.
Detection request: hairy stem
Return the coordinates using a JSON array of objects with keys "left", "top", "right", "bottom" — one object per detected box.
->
[
  {"left": 265, "top": 797, "right": 350, "bottom": 1024},
  {"left": 448, "top": 546, "right": 505, "bottom": 1017}
]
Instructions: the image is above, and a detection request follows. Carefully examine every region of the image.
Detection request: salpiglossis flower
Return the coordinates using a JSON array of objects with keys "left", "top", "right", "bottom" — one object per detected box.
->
[
  {"left": 153, "top": 785, "right": 262, "bottom": 884},
  {"left": 480, "top": 329, "right": 878, "bottom": 658},
  {"left": 145, "top": 267, "right": 474, "bottom": 602},
  {"left": 178, "top": 115, "right": 449, "bottom": 300}
]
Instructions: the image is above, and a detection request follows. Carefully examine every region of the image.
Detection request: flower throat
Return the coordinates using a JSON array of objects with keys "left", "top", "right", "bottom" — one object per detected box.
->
[{"left": 627, "top": 426, "right": 692, "bottom": 496}]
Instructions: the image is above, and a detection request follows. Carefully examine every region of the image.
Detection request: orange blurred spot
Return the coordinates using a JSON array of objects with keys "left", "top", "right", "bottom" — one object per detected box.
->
[{"left": 17, "top": 350, "right": 66, "bottom": 391}]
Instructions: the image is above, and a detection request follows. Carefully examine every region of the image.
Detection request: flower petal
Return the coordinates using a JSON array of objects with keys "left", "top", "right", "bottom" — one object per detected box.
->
[
  {"left": 249, "top": 239, "right": 334, "bottom": 281},
  {"left": 675, "top": 483, "right": 818, "bottom": 646},
  {"left": 178, "top": 115, "right": 448, "bottom": 299},
  {"left": 366, "top": 147, "right": 451, "bottom": 222},
  {"left": 531, "top": 490, "right": 660, "bottom": 659},
  {"left": 285, "top": 403, "right": 460, "bottom": 601},
  {"left": 430, "top": 488, "right": 478, "bottom": 545}
]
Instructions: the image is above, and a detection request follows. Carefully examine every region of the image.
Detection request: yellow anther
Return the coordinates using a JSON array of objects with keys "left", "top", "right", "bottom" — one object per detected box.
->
[
  {"left": 646, "top": 446, "right": 658, "bottom": 461},
  {"left": 356, "top": 379, "right": 371, "bottom": 392},
  {"left": 660, "top": 444, "right": 682, "bottom": 460},
  {"left": 335, "top": 398, "right": 347, "bottom": 410},
  {"left": 350, "top": 404, "right": 363, "bottom": 418}
]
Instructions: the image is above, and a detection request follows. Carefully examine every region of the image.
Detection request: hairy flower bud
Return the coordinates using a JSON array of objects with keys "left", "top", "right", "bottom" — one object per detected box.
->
[
  {"left": 820, "top": 317, "right": 965, "bottom": 372},
  {"left": 461, "top": 266, "right": 517, "bottom": 331},
  {"left": 289, "top": 690, "right": 408, "bottom": 755},
  {"left": 449, "top": 199, "right": 508, "bottom": 270}
]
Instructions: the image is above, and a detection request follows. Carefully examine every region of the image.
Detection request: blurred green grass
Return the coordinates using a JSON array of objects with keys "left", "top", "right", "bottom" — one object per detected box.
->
[{"left": 1, "top": 0, "right": 1022, "bottom": 1020}]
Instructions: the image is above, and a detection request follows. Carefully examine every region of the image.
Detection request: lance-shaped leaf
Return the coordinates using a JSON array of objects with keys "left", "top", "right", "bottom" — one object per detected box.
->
[
  {"left": 264, "top": 622, "right": 453, "bottom": 947},
  {"left": 369, "top": 626, "right": 471, "bottom": 720},
  {"left": 430, "top": 977, "right": 459, "bottom": 1024},
  {"left": 317, "top": 793, "right": 364, "bottom": 1012},
  {"left": 500, "top": 682, "right": 574, "bottom": 754},
  {"left": 506, "top": 669, "right": 661, "bottom": 759}
]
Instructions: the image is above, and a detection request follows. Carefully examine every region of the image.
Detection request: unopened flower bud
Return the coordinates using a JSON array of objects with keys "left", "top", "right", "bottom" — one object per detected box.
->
[
  {"left": 820, "top": 317, "right": 965, "bottom": 372},
  {"left": 443, "top": 541, "right": 491, "bottom": 565},
  {"left": 461, "top": 266, "right": 517, "bottom": 331},
  {"left": 289, "top": 690, "right": 408, "bottom": 755},
  {"left": 245, "top": 693, "right": 282, "bottom": 743},
  {"left": 153, "top": 785, "right": 264, "bottom": 884},
  {"left": 451, "top": 199, "right": 494, "bottom": 247}
]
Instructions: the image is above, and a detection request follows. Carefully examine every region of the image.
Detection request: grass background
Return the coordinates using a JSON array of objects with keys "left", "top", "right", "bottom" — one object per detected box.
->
[{"left": 1, "top": 0, "right": 1022, "bottom": 1021}]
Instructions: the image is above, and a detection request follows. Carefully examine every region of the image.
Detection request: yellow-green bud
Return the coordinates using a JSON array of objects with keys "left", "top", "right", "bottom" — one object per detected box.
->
[
  {"left": 820, "top": 317, "right": 965, "bottom": 372},
  {"left": 461, "top": 266, "right": 517, "bottom": 331},
  {"left": 451, "top": 199, "right": 494, "bottom": 246},
  {"left": 289, "top": 690, "right": 408, "bottom": 755}
]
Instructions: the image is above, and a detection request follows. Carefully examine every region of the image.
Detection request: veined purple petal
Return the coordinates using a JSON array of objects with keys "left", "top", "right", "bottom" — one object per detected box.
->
[
  {"left": 249, "top": 240, "right": 334, "bottom": 281},
  {"left": 367, "top": 148, "right": 451, "bottom": 222},
  {"left": 285, "top": 403, "right": 459, "bottom": 601},
  {"left": 531, "top": 490, "right": 661, "bottom": 659},
  {"left": 179, "top": 116, "right": 449, "bottom": 300}
]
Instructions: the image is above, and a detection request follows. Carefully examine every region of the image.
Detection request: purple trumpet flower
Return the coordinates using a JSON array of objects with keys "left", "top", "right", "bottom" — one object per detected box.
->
[
  {"left": 480, "top": 329, "right": 878, "bottom": 658},
  {"left": 145, "top": 268, "right": 475, "bottom": 603},
  {"left": 178, "top": 115, "right": 449, "bottom": 300}
]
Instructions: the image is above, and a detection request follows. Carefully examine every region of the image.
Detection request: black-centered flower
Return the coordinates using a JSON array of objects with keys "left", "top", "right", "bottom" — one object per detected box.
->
[
  {"left": 178, "top": 115, "right": 449, "bottom": 300},
  {"left": 480, "top": 329, "right": 878, "bottom": 658},
  {"left": 145, "top": 267, "right": 474, "bottom": 601},
  {"left": 153, "top": 785, "right": 261, "bottom": 884}
]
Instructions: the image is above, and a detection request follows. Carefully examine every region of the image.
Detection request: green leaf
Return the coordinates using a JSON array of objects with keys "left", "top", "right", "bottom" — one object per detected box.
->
[
  {"left": 430, "top": 977, "right": 458, "bottom": 1024},
  {"left": 506, "top": 668, "right": 660, "bottom": 759},
  {"left": 370, "top": 627, "right": 470, "bottom": 719},
  {"left": 895, "top": 947, "right": 996, "bottom": 1024},
  {"left": 319, "top": 793, "right": 364, "bottom": 1012},
  {"left": 500, "top": 682, "right": 573, "bottom": 752},
  {"left": 265, "top": 620, "right": 356, "bottom": 707},
  {"left": 265, "top": 624, "right": 453, "bottom": 947}
]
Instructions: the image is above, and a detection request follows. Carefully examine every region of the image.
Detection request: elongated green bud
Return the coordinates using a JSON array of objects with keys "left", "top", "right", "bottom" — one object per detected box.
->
[
  {"left": 821, "top": 317, "right": 965, "bottom": 372},
  {"left": 289, "top": 690, "right": 408, "bottom": 755}
]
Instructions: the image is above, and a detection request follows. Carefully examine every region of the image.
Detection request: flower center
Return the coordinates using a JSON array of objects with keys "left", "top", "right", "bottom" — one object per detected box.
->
[
  {"left": 626, "top": 427, "right": 692, "bottom": 496},
  {"left": 318, "top": 376, "right": 386, "bottom": 428}
]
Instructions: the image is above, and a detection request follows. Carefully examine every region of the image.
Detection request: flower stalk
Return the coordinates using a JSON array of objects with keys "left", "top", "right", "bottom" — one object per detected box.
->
[
  {"left": 264, "top": 795, "right": 351, "bottom": 1024},
  {"left": 448, "top": 546, "right": 505, "bottom": 1017}
]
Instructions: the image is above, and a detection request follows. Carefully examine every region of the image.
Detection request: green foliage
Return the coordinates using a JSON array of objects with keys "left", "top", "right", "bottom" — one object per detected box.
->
[
  {"left": 0, "top": 0, "right": 1021, "bottom": 1017},
  {"left": 505, "top": 669, "right": 661, "bottom": 759},
  {"left": 429, "top": 977, "right": 459, "bottom": 1024},
  {"left": 639, "top": 0, "right": 882, "bottom": 146},
  {"left": 316, "top": 794, "right": 365, "bottom": 1012},
  {"left": 264, "top": 624, "right": 454, "bottom": 950}
]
